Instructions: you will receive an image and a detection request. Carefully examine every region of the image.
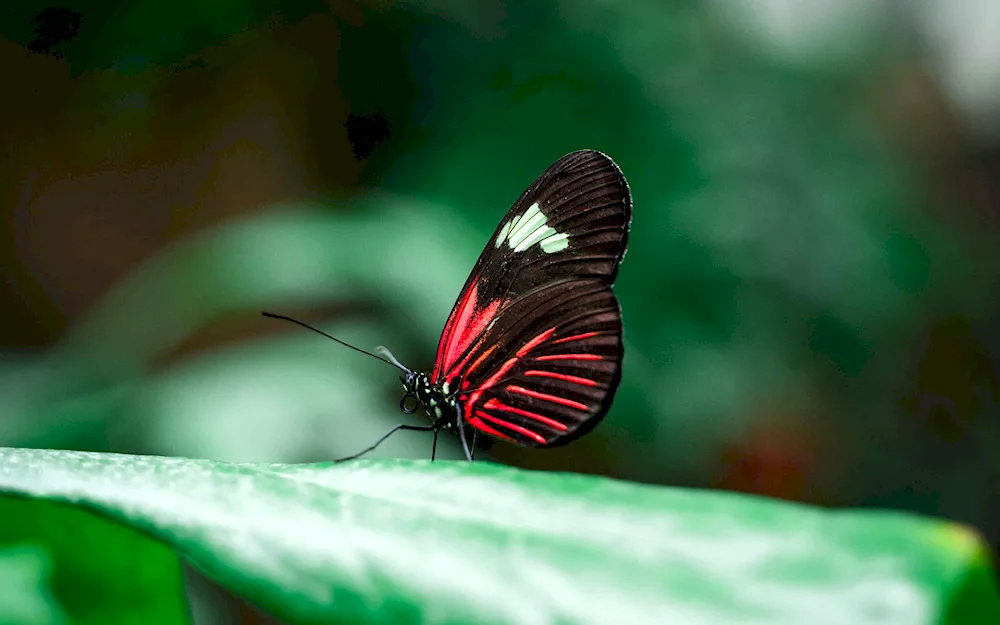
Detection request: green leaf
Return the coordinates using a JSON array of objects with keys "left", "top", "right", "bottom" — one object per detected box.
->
[
  {"left": 0, "top": 496, "right": 189, "bottom": 625},
  {"left": 0, "top": 546, "right": 66, "bottom": 625},
  {"left": 0, "top": 447, "right": 996, "bottom": 624}
]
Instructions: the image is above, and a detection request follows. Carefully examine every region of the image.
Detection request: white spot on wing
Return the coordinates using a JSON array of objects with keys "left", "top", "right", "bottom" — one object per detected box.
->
[
  {"left": 514, "top": 225, "right": 555, "bottom": 252},
  {"left": 512, "top": 202, "right": 540, "bottom": 230},
  {"left": 507, "top": 204, "right": 544, "bottom": 248},
  {"left": 540, "top": 232, "right": 569, "bottom": 253},
  {"left": 495, "top": 221, "right": 511, "bottom": 248},
  {"left": 499, "top": 204, "right": 533, "bottom": 248},
  {"left": 497, "top": 201, "right": 570, "bottom": 254}
]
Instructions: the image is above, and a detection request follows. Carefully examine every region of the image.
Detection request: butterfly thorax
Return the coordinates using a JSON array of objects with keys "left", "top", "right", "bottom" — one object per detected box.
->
[{"left": 401, "top": 371, "right": 457, "bottom": 429}]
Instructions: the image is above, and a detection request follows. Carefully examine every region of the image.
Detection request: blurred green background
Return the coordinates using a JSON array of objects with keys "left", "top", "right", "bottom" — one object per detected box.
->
[{"left": 1, "top": 0, "right": 999, "bottom": 621}]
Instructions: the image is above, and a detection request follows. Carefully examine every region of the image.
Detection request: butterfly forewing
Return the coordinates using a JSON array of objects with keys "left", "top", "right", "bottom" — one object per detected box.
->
[{"left": 432, "top": 150, "right": 631, "bottom": 446}]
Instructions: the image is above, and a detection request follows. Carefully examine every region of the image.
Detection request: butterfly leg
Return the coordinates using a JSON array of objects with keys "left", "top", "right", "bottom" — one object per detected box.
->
[
  {"left": 470, "top": 430, "right": 479, "bottom": 461},
  {"left": 334, "top": 424, "right": 435, "bottom": 462},
  {"left": 455, "top": 404, "right": 474, "bottom": 462},
  {"left": 431, "top": 429, "right": 439, "bottom": 462}
]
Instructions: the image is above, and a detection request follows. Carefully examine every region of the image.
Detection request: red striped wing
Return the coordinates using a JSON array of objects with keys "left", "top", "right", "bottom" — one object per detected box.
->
[
  {"left": 432, "top": 150, "right": 630, "bottom": 446},
  {"left": 454, "top": 279, "right": 622, "bottom": 446}
]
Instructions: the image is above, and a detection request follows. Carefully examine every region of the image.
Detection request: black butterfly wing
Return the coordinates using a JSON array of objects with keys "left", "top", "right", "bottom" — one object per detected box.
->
[{"left": 431, "top": 150, "right": 631, "bottom": 446}]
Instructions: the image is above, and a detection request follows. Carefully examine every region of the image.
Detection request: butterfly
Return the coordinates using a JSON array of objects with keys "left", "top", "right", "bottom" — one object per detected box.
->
[{"left": 264, "top": 149, "right": 631, "bottom": 461}]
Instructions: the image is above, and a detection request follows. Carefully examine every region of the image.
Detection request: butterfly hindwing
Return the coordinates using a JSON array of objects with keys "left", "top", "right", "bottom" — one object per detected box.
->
[
  {"left": 432, "top": 150, "right": 631, "bottom": 447},
  {"left": 453, "top": 279, "right": 622, "bottom": 446}
]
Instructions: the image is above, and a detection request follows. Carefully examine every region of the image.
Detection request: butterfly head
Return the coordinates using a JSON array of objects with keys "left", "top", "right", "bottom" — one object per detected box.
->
[
  {"left": 398, "top": 371, "right": 452, "bottom": 423},
  {"left": 398, "top": 371, "right": 419, "bottom": 413},
  {"left": 399, "top": 371, "right": 433, "bottom": 413}
]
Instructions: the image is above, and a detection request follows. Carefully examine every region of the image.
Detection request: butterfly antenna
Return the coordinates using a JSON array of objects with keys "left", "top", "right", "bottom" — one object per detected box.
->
[
  {"left": 375, "top": 346, "right": 410, "bottom": 373},
  {"left": 261, "top": 312, "right": 411, "bottom": 373}
]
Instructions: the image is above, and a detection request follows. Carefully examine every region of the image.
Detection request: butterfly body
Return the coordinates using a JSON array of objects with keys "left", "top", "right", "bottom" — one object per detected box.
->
[
  {"left": 400, "top": 149, "right": 631, "bottom": 452},
  {"left": 403, "top": 372, "right": 455, "bottom": 425}
]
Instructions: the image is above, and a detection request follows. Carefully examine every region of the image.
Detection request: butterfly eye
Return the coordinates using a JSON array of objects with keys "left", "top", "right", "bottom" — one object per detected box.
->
[{"left": 400, "top": 393, "right": 419, "bottom": 414}]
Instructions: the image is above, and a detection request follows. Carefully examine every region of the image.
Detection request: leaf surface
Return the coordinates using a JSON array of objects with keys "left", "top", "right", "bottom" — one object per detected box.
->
[
  {"left": 0, "top": 447, "right": 996, "bottom": 625},
  {"left": 0, "top": 496, "right": 188, "bottom": 625}
]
